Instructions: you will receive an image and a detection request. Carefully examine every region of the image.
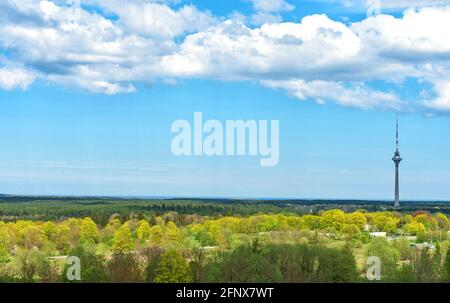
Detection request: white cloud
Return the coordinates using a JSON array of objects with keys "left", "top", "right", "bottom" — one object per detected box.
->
[
  {"left": 1, "top": 1, "right": 450, "bottom": 115},
  {"left": 0, "top": 0, "right": 170, "bottom": 92},
  {"left": 424, "top": 80, "right": 450, "bottom": 112},
  {"left": 65, "top": 78, "right": 137, "bottom": 95},
  {"left": 335, "top": 0, "right": 450, "bottom": 11},
  {"left": 352, "top": 7, "right": 450, "bottom": 55},
  {"left": 93, "top": 1, "right": 219, "bottom": 39},
  {"left": 161, "top": 16, "right": 362, "bottom": 80},
  {"left": 162, "top": 7, "right": 450, "bottom": 111},
  {"left": 381, "top": 0, "right": 450, "bottom": 9},
  {"left": 0, "top": 67, "right": 35, "bottom": 90},
  {"left": 262, "top": 79, "right": 402, "bottom": 110}
]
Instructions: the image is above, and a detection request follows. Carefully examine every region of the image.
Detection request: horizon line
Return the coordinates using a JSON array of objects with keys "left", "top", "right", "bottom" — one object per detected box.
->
[{"left": 1, "top": 193, "right": 450, "bottom": 203}]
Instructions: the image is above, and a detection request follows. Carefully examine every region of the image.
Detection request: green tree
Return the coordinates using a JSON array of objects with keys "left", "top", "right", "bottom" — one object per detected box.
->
[
  {"left": 414, "top": 247, "right": 439, "bottom": 282},
  {"left": 38, "top": 258, "right": 60, "bottom": 282},
  {"left": 347, "top": 212, "right": 367, "bottom": 230},
  {"left": 150, "top": 225, "right": 164, "bottom": 246},
  {"left": 204, "top": 244, "right": 282, "bottom": 283},
  {"left": 62, "top": 246, "right": 109, "bottom": 283},
  {"left": 0, "top": 243, "right": 9, "bottom": 264},
  {"left": 302, "top": 215, "right": 322, "bottom": 230},
  {"left": 369, "top": 212, "right": 399, "bottom": 234},
  {"left": 435, "top": 213, "right": 449, "bottom": 230},
  {"left": 154, "top": 250, "right": 192, "bottom": 283},
  {"left": 0, "top": 229, "right": 10, "bottom": 264},
  {"left": 55, "top": 224, "right": 71, "bottom": 252},
  {"left": 166, "top": 222, "right": 182, "bottom": 243},
  {"left": 112, "top": 223, "right": 135, "bottom": 253},
  {"left": 393, "top": 237, "right": 412, "bottom": 260},
  {"left": 142, "top": 246, "right": 163, "bottom": 282},
  {"left": 443, "top": 247, "right": 450, "bottom": 282},
  {"left": 393, "top": 264, "right": 415, "bottom": 282},
  {"left": 15, "top": 248, "right": 46, "bottom": 282},
  {"left": 80, "top": 217, "right": 100, "bottom": 244},
  {"left": 317, "top": 247, "right": 359, "bottom": 282},
  {"left": 107, "top": 253, "right": 143, "bottom": 282},
  {"left": 62, "top": 218, "right": 81, "bottom": 248},
  {"left": 193, "top": 228, "right": 215, "bottom": 247},
  {"left": 136, "top": 220, "right": 151, "bottom": 242},
  {"left": 20, "top": 224, "right": 45, "bottom": 249},
  {"left": 415, "top": 213, "right": 438, "bottom": 231},
  {"left": 320, "top": 209, "right": 346, "bottom": 231},
  {"left": 42, "top": 221, "right": 57, "bottom": 241},
  {"left": 404, "top": 221, "right": 426, "bottom": 235},
  {"left": 366, "top": 237, "right": 399, "bottom": 281},
  {"left": 341, "top": 224, "right": 361, "bottom": 239}
]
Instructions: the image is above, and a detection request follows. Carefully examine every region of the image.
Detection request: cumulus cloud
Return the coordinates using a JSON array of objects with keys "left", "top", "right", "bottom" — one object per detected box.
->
[
  {"left": 0, "top": 66, "right": 35, "bottom": 90},
  {"left": 382, "top": 0, "right": 450, "bottom": 9},
  {"left": 1, "top": 1, "right": 450, "bottom": 114},
  {"left": 161, "top": 16, "right": 363, "bottom": 80},
  {"left": 424, "top": 80, "right": 450, "bottom": 112},
  {"left": 337, "top": 0, "right": 450, "bottom": 10},
  {"left": 262, "top": 80, "right": 402, "bottom": 110},
  {"left": 86, "top": 0, "right": 219, "bottom": 39},
  {"left": 161, "top": 7, "right": 450, "bottom": 112},
  {"left": 0, "top": 0, "right": 171, "bottom": 92}
]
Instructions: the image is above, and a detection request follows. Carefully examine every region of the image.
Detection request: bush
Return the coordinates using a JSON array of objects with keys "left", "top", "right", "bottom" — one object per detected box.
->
[
  {"left": 107, "top": 253, "right": 143, "bottom": 283},
  {"left": 154, "top": 250, "right": 192, "bottom": 283},
  {"left": 62, "top": 246, "right": 109, "bottom": 283},
  {"left": 15, "top": 249, "right": 46, "bottom": 282},
  {"left": 141, "top": 246, "right": 163, "bottom": 282},
  {"left": 38, "top": 258, "right": 61, "bottom": 282},
  {"left": 366, "top": 237, "right": 399, "bottom": 281},
  {"left": 203, "top": 243, "right": 358, "bottom": 283}
]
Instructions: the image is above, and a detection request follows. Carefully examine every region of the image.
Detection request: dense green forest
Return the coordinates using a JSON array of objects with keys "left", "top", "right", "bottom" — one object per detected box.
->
[
  {"left": 1, "top": 195, "right": 450, "bottom": 224},
  {"left": 1, "top": 197, "right": 450, "bottom": 283}
]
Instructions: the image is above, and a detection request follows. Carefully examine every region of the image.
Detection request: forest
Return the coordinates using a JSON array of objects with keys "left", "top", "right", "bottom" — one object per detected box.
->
[
  {"left": 1, "top": 197, "right": 450, "bottom": 283},
  {"left": 1, "top": 195, "right": 450, "bottom": 223}
]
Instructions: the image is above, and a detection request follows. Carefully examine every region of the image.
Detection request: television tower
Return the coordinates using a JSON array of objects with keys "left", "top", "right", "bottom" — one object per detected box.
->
[{"left": 392, "top": 116, "right": 402, "bottom": 208}]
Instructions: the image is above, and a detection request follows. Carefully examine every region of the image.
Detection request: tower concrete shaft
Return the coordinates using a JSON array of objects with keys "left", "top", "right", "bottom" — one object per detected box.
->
[
  {"left": 392, "top": 116, "right": 402, "bottom": 207},
  {"left": 394, "top": 162, "right": 400, "bottom": 207}
]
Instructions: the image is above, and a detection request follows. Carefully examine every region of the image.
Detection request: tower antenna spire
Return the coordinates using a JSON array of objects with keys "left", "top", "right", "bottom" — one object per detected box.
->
[{"left": 396, "top": 114, "right": 399, "bottom": 151}]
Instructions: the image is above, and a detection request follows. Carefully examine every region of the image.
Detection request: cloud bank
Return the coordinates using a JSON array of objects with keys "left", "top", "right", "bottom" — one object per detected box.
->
[{"left": 1, "top": 1, "right": 450, "bottom": 113}]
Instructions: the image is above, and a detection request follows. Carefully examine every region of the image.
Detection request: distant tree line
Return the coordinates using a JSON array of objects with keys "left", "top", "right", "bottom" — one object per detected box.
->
[{"left": 2, "top": 197, "right": 450, "bottom": 224}]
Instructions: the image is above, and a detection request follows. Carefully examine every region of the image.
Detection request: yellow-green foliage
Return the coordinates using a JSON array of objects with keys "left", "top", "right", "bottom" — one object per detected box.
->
[
  {"left": 154, "top": 250, "right": 192, "bottom": 283},
  {"left": 136, "top": 220, "right": 151, "bottom": 242},
  {"left": 80, "top": 217, "right": 100, "bottom": 244},
  {"left": 415, "top": 213, "right": 438, "bottom": 230},
  {"left": 435, "top": 213, "right": 450, "bottom": 230},
  {"left": 112, "top": 223, "right": 134, "bottom": 253},
  {"left": 42, "top": 221, "right": 57, "bottom": 241},
  {"left": 149, "top": 225, "right": 164, "bottom": 245},
  {"left": 0, "top": 210, "right": 447, "bottom": 257},
  {"left": 166, "top": 221, "right": 182, "bottom": 242},
  {"left": 365, "top": 212, "right": 399, "bottom": 233},
  {"left": 404, "top": 221, "right": 426, "bottom": 235}
]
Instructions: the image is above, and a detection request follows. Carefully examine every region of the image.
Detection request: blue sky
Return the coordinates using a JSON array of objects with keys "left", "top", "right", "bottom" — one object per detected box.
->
[{"left": 1, "top": 0, "right": 450, "bottom": 200}]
